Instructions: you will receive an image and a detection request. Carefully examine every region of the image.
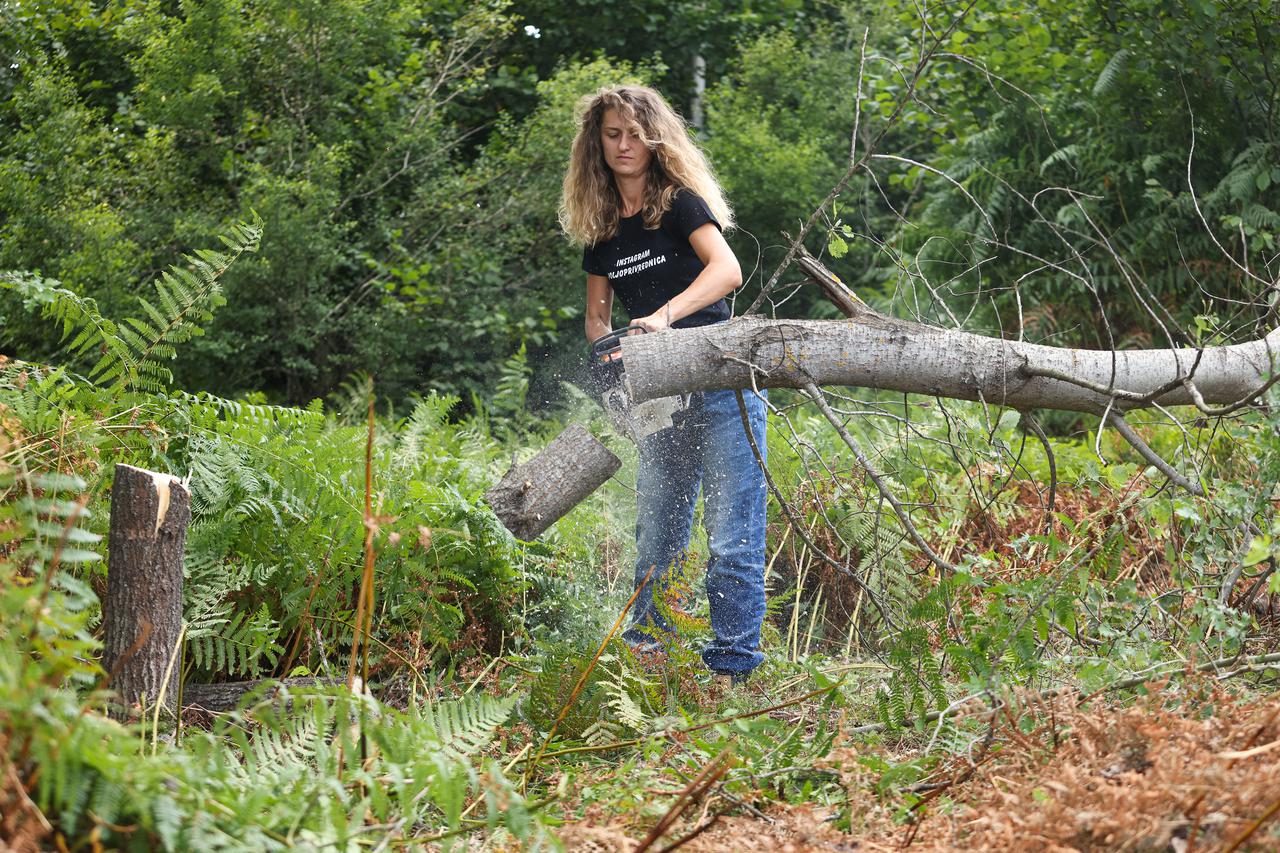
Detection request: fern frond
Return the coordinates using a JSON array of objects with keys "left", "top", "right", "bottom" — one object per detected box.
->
[
  {"left": 1, "top": 216, "right": 260, "bottom": 395},
  {"left": 603, "top": 676, "right": 649, "bottom": 732},
  {"left": 0, "top": 272, "right": 135, "bottom": 380},
  {"left": 120, "top": 217, "right": 260, "bottom": 391},
  {"left": 393, "top": 393, "right": 460, "bottom": 470},
  {"left": 1039, "top": 143, "right": 1081, "bottom": 175},
  {"left": 430, "top": 693, "right": 513, "bottom": 760},
  {"left": 187, "top": 604, "right": 282, "bottom": 677},
  {"left": 524, "top": 644, "right": 608, "bottom": 738},
  {"left": 1092, "top": 48, "right": 1129, "bottom": 96}
]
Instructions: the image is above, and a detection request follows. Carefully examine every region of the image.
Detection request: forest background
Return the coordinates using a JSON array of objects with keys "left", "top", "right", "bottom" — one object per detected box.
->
[
  {"left": 3, "top": 0, "right": 1280, "bottom": 849},
  {"left": 10, "top": 0, "right": 1276, "bottom": 408}
]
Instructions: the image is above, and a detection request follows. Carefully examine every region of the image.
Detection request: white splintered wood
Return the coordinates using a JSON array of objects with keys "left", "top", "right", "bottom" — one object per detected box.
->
[
  {"left": 620, "top": 315, "right": 1280, "bottom": 414},
  {"left": 151, "top": 470, "right": 174, "bottom": 534}
]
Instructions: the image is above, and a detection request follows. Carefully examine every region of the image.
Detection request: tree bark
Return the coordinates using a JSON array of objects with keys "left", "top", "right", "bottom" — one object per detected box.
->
[
  {"left": 102, "top": 464, "right": 190, "bottom": 718},
  {"left": 485, "top": 423, "right": 621, "bottom": 540},
  {"left": 182, "top": 677, "right": 343, "bottom": 712},
  {"left": 620, "top": 314, "right": 1280, "bottom": 415}
]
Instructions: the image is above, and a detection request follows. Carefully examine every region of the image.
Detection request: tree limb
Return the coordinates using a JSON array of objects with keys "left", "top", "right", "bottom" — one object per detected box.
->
[
  {"left": 1103, "top": 411, "right": 1204, "bottom": 496},
  {"left": 620, "top": 316, "right": 1280, "bottom": 417},
  {"left": 801, "top": 381, "right": 956, "bottom": 574}
]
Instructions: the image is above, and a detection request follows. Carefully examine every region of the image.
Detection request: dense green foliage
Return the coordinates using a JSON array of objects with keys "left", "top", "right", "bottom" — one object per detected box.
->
[
  {"left": 0, "top": 228, "right": 619, "bottom": 846},
  {"left": 6, "top": 0, "right": 1275, "bottom": 405},
  {"left": 890, "top": 0, "right": 1280, "bottom": 346}
]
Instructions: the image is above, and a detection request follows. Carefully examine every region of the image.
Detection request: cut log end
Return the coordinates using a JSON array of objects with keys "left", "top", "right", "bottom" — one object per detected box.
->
[{"left": 485, "top": 423, "right": 620, "bottom": 540}]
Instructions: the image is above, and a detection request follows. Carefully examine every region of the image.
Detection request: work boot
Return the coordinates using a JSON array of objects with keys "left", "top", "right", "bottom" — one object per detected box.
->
[{"left": 711, "top": 669, "right": 751, "bottom": 689}]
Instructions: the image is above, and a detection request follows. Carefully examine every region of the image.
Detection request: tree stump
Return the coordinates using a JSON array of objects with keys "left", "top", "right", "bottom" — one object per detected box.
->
[
  {"left": 485, "top": 423, "right": 621, "bottom": 540},
  {"left": 102, "top": 464, "right": 190, "bottom": 718}
]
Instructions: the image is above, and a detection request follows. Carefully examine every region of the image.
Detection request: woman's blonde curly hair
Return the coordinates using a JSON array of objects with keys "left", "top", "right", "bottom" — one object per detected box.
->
[{"left": 560, "top": 85, "right": 733, "bottom": 247}]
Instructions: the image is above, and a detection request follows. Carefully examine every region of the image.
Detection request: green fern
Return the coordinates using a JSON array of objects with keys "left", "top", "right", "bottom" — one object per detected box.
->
[
  {"left": 0, "top": 271, "right": 131, "bottom": 382},
  {"left": 172, "top": 389, "right": 326, "bottom": 432},
  {"left": 524, "top": 642, "right": 610, "bottom": 739},
  {"left": 1092, "top": 48, "right": 1130, "bottom": 96},
  {"left": 393, "top": 393, "right": 460, "bottom": 471},
  {"left": 0, "top": 216, "right": 261, "bottom": 394},
  {"left": 329, "top": 370, "right": 375, "bottom": 425},
  {"left": 0, "top": 362, "right": 99, "bottom": 445},
  {"left": 1039, "top": 143, "right": 1082, "bottom": 174},
  {"left": 187, "top": 604, "right": 283, "bottom": 677},
  {"left": 4, "top": 470, "right": 103, "bottom": 572},
  {"left": 484, "top": 341, "right": 536, "bottom": 435},
  {"left": 603, "top": 671, "right": 650, "bottom": 733},
  {"left": 425, "top": 692, "right": 515, "bottom": 760},
  {"left": 831, "top": 494, "right": 918, "bottom": 631}
]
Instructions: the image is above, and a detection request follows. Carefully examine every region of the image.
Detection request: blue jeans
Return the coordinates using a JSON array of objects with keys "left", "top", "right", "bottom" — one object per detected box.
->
[{"left": 622, "top": 388, "right": 768, "bottom": 675}]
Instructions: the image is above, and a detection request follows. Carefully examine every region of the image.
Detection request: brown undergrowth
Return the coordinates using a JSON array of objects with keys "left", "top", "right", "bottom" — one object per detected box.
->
[
  {"left": 0, "top": 733, "right": 52, "bottom": 853},
  {"left": 551, "top": 680, "right": 1280, "bottom": 852},
  {"left": 769, "top": 470, "right": 1177, "bottom": 651},
  {"left": 954, "top": 477, "right": 1161, "bottom": 574},
  {"left": 855, "top": 680, "right": 1280, "bottom": 851}
]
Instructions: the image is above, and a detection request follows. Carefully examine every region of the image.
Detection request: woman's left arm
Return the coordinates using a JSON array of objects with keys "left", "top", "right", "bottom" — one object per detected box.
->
[{"left": 632, "top": 223, "right": 742, "bottom": 333}]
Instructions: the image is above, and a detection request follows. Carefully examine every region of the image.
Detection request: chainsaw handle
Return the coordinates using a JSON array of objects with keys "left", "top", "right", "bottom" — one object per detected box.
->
[{"left": 589, "top": 324, "right": 646, "bottom": 363}]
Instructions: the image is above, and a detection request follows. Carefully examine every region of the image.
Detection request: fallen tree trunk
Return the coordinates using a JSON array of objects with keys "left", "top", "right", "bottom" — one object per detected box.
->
[
  {"left": 182, "top": 677, "right": 344, "bottom": 712},
  {"left": 620, "top": 313, "right": 1280, "bottom": 415},
  {"left": 486, "top": 423, "right": 621, "bottom": 540}
]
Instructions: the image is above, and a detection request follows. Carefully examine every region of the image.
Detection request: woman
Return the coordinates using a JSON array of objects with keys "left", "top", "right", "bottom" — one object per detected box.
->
[{"left": 560, "top": 85, "right": 768, "bottom": 685}]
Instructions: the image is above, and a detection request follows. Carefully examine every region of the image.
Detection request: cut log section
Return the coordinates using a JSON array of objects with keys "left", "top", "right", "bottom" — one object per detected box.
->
[
  {"left": 102, "top": 463, "right": 190, "bottom": 718},
  {"left": 485, "top": 423, "right": 621, "bottom": 540}
]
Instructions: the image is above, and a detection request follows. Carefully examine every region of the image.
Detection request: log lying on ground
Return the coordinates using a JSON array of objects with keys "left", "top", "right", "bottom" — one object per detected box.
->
[
  {"left": 183, "top": 677, "right": 344, "bottom": 712},
  {"left": 102, "top": 464, "right": 190, "bottom": 718},
  {"left": 620, "top": 313, "right": 1280, "bottom": 415},
  {"left": 486, "top": 423, "right": 621, "bottom": 540}
]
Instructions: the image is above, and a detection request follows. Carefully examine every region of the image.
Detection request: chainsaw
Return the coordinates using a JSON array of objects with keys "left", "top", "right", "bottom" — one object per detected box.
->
[{"left": 589, "top": 325, "right": 690, "bottom": 442}]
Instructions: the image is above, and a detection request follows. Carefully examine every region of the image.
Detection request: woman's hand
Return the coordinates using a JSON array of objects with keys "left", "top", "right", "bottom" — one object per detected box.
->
[{"left": 632, "top": 305, "right": 671, "bottom": 334}]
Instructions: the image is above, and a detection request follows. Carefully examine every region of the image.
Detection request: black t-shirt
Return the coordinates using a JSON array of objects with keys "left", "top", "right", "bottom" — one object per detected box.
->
[{"left": 581, "top": 190, "right": 730, "bottom": 329}]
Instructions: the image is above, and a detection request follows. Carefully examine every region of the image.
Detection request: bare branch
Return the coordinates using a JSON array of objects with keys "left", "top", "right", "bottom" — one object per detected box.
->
[
  {"left": 732, "top": 390, "right": 896, "bottom": 634},
  {"left": 745, "top": 2, "right": 979, "bottom": 315},
  {"left": 1104, "top": 411, "right": 1204, "bottom": 496},
  {"left": 801, "top": 381, "right": 957, "bottom": 574}
]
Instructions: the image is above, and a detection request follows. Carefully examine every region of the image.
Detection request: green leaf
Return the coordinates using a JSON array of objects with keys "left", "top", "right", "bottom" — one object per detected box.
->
[{"left": 1243, "top": 535, "right": 1273, "bottom": 567}]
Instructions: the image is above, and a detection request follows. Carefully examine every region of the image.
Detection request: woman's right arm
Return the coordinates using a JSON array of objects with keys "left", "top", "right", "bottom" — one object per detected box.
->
[{"left": 585, "top": 274, "right": 614, "bottom": 342}]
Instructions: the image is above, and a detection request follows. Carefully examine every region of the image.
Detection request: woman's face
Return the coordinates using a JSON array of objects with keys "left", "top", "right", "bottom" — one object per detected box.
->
[{"left": 600, "top": 107, "right": 652, "bottom": 180}]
